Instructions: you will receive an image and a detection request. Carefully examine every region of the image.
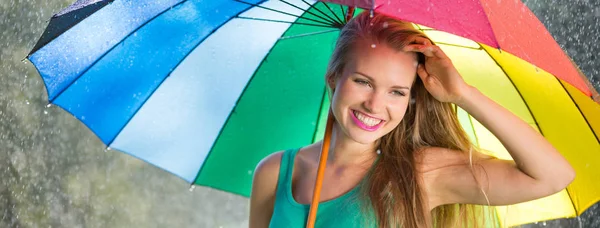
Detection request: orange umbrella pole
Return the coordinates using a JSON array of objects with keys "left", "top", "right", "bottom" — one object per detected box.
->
[{"left": 306, "top": 110, "right": 335, "bottom": 228}]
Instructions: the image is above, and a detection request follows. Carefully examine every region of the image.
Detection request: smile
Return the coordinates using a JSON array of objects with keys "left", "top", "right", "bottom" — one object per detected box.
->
[{"left": 350, "top": 109, "right": 385, "bottom": 131}]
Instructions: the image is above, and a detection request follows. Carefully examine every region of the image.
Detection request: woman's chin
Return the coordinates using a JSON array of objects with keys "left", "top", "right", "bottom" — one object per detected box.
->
[{"left": 348, "top": 131, "right": 382, "bottom": 145}]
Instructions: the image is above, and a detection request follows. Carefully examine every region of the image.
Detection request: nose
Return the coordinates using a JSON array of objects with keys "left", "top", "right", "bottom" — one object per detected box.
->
[{"left": 363, "top": 91, "right": 385, "bottom": 114}]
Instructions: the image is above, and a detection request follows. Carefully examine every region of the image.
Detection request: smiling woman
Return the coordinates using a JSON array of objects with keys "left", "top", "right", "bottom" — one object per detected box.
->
[{"left": 249, "top": 11, "right": 576, "bottom": 228}]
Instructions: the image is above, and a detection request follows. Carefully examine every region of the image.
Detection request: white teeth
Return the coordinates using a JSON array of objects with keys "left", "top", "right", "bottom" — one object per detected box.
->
[{"left": 353, "top": 111, "right": 382, "bottom": 127}]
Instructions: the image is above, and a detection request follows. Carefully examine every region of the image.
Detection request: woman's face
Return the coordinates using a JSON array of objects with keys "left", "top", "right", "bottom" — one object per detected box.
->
[{"left": 329, "top": 39, "right": 418, "bottom": 144}]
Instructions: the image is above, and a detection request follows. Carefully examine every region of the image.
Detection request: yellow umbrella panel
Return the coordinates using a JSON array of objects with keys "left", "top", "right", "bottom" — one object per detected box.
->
[{"left": 419, "top": 27, "right": 600, "bottom": 227}]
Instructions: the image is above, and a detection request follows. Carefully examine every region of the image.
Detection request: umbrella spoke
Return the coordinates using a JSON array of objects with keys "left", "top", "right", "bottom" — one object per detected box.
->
[
  {"left": 278, "top": 29, "right": 339, "bottom": 40},
  {"left": 278, "top": 0, "right": 340, "bottom": 27},
  {"left": 233, "top": 0, "right": 337, "bottom": 28},
  {"left": 339, "top": 4, "right": 346, "bottom": 23},
  {"left": 300, "top": 0, "right": 345, "bottom": 27},
  {"left": 236, "top": 16, "right": 336, "bottom": 28},
  {"left": 317, "top": 1, "right": 344, "bottom": 26}
]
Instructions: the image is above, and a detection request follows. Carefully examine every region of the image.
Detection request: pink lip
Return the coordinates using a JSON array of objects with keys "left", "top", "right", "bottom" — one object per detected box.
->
[{"left": 349, "top": 109, "right": 385, "bottom": 132}]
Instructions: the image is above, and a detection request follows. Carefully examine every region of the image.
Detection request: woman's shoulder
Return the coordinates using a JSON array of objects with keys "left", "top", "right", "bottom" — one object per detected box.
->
[
  {"left": 254, "top": 150, "right": 286, "bottom": 182},
  {"left": 252, "top": 143, "right": 322, "bottom": 187}
]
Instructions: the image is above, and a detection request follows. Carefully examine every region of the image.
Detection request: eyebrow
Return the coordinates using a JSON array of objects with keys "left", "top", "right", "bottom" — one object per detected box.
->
[{"left": 354, "top": 71, "right": 410, "bottom": 90}]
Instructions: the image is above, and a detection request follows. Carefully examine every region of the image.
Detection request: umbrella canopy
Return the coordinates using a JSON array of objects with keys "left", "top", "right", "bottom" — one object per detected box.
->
[{"left": 27, "top": 0, "right": 600, "bottom": 226}]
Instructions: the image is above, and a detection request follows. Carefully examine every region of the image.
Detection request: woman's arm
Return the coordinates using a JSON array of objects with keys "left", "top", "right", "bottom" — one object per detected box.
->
[
  {"left": 429, "top": 86, "right": 575, "bottom": 206},
  {"left": 459, "top": 86, "right": 575, "bottom": 193},
  {"left": 249, "top": 152, "right": 282, "bottom": 228},
  {"left": 403, "top": 38, "right": 575, "bottom": 206}
]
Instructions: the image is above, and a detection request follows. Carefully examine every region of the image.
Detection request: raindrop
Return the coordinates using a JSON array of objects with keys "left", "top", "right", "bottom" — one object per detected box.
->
[
  {"left": 25, "top": 100, "right": 29, "bottom": 105},
  {"left": 43, "top": 110, "right": 48, "bottom": 115},
  {"left": 371, "top": 44, "right": 376, "bottom": 48},
  {"left": 247, "top": 170, "right": 252, "bottom": 175},
  {"left": 46, "top": 104, "right": 52, "bottom": 108},
  {"left": 382, "top": 22, "right": 389, "bottom": 28}
]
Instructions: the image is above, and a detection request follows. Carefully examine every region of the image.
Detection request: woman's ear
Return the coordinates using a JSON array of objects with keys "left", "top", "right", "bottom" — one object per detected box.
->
[{"left": 326, "top": 75, "right": 336, "bottom": 91}]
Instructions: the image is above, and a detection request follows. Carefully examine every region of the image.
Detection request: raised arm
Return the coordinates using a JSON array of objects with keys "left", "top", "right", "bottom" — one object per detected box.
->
[
  {"left": 403, "top": 37, "right": 575, "bottom": 206},
  {"left": 432, "top": 86, "right": 575, "bottom": 206}
]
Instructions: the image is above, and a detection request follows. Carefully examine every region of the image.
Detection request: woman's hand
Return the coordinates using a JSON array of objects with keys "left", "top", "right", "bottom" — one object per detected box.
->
[{"left": 403, "top": 37, "right": 471, "bottom": 104}]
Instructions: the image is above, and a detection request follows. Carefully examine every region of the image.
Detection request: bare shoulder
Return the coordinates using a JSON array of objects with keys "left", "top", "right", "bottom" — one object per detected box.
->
[
  {"left": 253, "top": 151, "right": 285, "bottom": 191},
  {"left": 249, "top": 151, "right": 285, "bottom": 228}
]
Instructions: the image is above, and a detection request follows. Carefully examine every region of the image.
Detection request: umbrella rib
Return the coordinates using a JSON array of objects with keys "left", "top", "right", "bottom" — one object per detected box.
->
[
  {"left": 339, "top": 4, "right": 346, "bottom": 23},
  {"left": 236, "top": 16, "right": 336, "bottom": 28},
  {"left": 479, "top": 45, "right": 545, "bottom": 135},
  {"left": 46, "top": 0, "right": 191, "bottom": 103},
  {"left": 278, "top": 29, "right": 339, "bottom": 40},
  {"left": 556, "top": 80, "right": 600, "bottom": 145},
  {"left": 277, "top": 0, "right": 339, "bottom": 27},
  {"left": 105, "top": 1, "right": 269, "bottom": 147},
  {"left": 299, "top": 0, "right": 344, "bottom": 27},
  {"left": 192, "top": 0, "right": 312, "bottom": 186},
  {"left": 233, "top": 0, "right": 334, "bottom": 27},
  {"left": 317, "top": 1, "right": 344, "bottom": 26}
]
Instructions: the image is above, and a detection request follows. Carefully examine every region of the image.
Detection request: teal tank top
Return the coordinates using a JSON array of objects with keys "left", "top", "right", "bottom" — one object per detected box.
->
[{"left": 269, "top": 148, "right": 376, "bottom": 228}]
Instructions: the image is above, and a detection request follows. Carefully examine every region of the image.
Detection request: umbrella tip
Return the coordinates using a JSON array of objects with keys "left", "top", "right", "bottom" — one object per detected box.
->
[{"left": 189, "top": 185, "right": 196, "bottom": 192}]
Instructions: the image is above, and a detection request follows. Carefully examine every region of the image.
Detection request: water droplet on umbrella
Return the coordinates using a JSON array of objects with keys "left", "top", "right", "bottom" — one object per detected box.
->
[
  {"left": 383, "top": 22, "right": 389, "bottom": 28},
  {"left": 371, "top": 44, "right": 376, "bottom": 48},
  {"left": 247, "top": 170, "right": 252, "bottom": 175}
]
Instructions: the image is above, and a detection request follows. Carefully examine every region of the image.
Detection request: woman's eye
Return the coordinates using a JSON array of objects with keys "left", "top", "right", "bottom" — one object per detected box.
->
[
  {"left": 354, "top": 79, "right": 370, "bottom": 87},
  {"left": 392, "top": 91, "right": 406, "bottom": 96}
]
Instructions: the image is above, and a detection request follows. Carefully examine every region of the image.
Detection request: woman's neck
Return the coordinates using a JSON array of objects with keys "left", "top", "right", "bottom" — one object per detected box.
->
[{"left": 324, "top": 123, "right": 378, "bottom": 167}]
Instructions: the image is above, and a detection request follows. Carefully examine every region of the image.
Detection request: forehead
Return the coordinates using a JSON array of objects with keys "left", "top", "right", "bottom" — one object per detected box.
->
[{"left": 344, "top": 39, "right": 418, "bottom": 86}]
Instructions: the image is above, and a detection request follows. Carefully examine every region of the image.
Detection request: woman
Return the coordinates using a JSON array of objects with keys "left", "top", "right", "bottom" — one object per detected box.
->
[{"left": 249, "top": 12, "right": 575, "bottom": 228}]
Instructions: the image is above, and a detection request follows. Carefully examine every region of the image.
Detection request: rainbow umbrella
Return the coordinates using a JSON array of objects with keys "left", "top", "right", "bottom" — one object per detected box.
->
[{"left": 27, "top": 0, "right": 600, "bottom": 226}]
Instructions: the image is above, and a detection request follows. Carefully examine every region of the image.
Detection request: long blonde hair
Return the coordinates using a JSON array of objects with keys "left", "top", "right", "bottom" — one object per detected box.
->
[{"left": 325, "top": 12, "right": 493, "bottom": 228}]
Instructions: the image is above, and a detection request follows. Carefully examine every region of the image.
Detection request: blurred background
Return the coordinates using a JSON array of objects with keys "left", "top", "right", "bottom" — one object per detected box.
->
[{"left": 1, "top": 0, "right": 598, "bottom": 227}]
